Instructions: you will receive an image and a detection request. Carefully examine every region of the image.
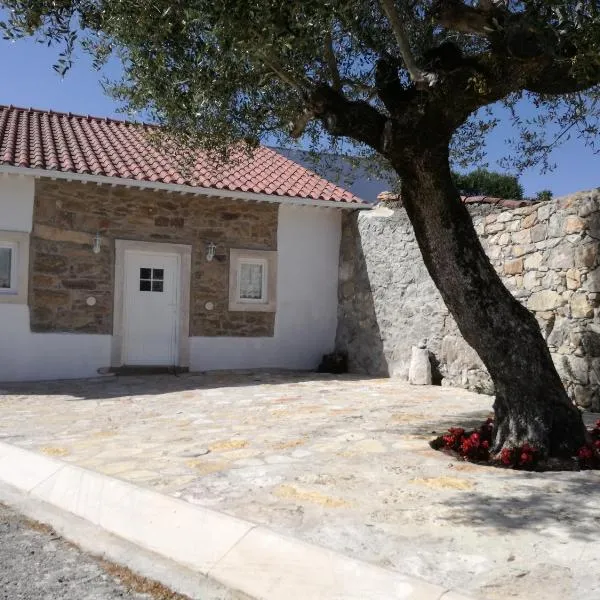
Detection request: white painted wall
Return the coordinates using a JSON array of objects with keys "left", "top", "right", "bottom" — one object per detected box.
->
[
  {"left": 0, "top": 304, "right": 112, "bottom": 381},
  {"left": 0, "top": 175, "right": 35, "bottom": 232},
  {"left": 0, "top": 176, "right": 111, "bottom": 382},
  {"left": 0, "top": 174, "right": 343, "bottom": 381},
  {"left": 190, "top": 204, "right": 342, "bottom": 371}
]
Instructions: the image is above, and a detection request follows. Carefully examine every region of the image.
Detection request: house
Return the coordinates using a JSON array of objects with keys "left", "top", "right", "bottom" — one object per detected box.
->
[{"left": 0, "top": 105, "right": 367, "bottom": 382}]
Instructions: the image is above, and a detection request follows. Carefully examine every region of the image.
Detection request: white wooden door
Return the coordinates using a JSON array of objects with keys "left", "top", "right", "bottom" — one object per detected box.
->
[{"left": 123, "top": 250, "right": 180, "bottom": 365}]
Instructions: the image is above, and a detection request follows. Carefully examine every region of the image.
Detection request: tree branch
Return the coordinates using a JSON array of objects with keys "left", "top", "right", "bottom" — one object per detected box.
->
[
  {"left": 525, "top": 59, "right": 600, "bottom": 95},
  {"left": 375, "top": 58, "right": 412, "bottom": 115},
  {"left": 308, "top": 85, "right": 391, "bottom": 153},
  {"left": 431, "top": 0, "right": 503, "bottom": 35},
  {"left": 323, "top": 31, "right": 342, "bottom": 91},
  {"left": 378, "top": 0, "right": 438, "bottom": 89},
  {"left": 261, "top": 55, "right": 310, "bottom": 93},
  {"left": 478, "top": 0, "right": 508, "bottom": 12}
]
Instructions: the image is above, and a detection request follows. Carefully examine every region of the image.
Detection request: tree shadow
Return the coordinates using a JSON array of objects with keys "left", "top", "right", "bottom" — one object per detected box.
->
[
  {"left": 440, "top": 472, "right": 600, "bottom": 543},
  {"left": 0, "top": 370, "right": 380, "bottom": 402}
]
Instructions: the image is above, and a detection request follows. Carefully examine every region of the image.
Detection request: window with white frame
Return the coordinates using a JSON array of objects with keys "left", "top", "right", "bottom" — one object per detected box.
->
[
  {"left": 0, "top": 231, "right": 29, "bottom": 304},
  {"left": 229, "top": 249, "right": 276, "bottom": 312},
  {"left": 0, "top": 243, "right": 16, "bottom": 292}
]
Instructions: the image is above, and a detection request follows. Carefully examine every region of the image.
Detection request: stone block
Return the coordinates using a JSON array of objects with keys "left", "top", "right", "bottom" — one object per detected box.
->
[
  {"left": 574, "top": 385, "right": 594, "bottom": 409},
  {"left": 508, "top": 220, "right": 522, "bottom": 231},
  {"left": 552, "top": 353, "right": 588, "bottom": 384},
  {"left": 34, "top": 224, "right": 94, "bottom": 245},
  {"left": 575, "top": 244, "right": 598, "bottom": 268},
  {"left": 504, "top": 258, "right": 524, "bottom": 275},
  {"left": 523, "top": 271, "right": 538, "bottom": 290},
  {"left": 524, "top": 252, "right": 543, "bottom": 270},
  {"left": 498, "top": 232, "right": 511, "bottom": 245},
  {"left": 566, "top": 268, "right": 581, "bottom": 290},
  {"left": 547, "top": 213, "right": 563, "bottom": 238},
  {"left": 497, "top": 211, "right": 514, "bottom": 223},
  {"left": 578, "top": 195, "right": 600, "bottom": 217},
  {"left": 485, "top": 222, "right": 505, "bottom": 234},
  {"left": 34, "top": 290, "right": 70, "bottom": 307},
  {"left": 564, "top": 216, "right": 586, "bottom": 234},
  {"left": 570, "top": 293, "right": 594, "bottom": 318},
  {"left": 511, "top": 228, "right": 531, "bottom": 245},
  {"left": 530, "top": 223, "right": 547, "bottom": 243},
  {"left": 408, "top": 346, "right": 432, "bottom": 385},
  {"left": 528, "top": 290, "right": 561, "bottom": 311},
  {"left": 537, "top": 203, "right": 553, "bottom": 222},
  {"left": 512, "top": 244, "right": 535, "bottom": 257},
  {"left": 441, "top": 335, "right": 483, "bottom": 372},
  {"left": 546, "top": 246, "right": 574, "bottom": 269},
  {"left": 35, "top": 254, "right": 69, "bottom": 274},
  {"left": 583, "top": 266, "right": 600, "bottom": 292},
  {"left": 522, "top": 212, "right": 537, "bottom": 229}
]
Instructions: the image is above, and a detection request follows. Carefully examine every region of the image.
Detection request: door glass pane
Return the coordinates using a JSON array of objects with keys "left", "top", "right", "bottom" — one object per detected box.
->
[
  {"left": 0, "top": 248, "right": 12, "bottom": 289},
  {"left": 139, "top": 266, "right": 165, "bottom": 293},
  {"left": 239, "top": 262, "right": 264, "bottom": 300}
]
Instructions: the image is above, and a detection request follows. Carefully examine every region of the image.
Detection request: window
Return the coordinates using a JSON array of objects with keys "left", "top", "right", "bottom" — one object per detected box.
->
[
  {"left": 0, "top": 231, "right": 28, "bottom": 304},
  {"left": 0, "top": 243, "right": 16, "bottom": 292},
  {"left": 229, "top": 249, "right": 276, "bottom": 312},
  {"left": 238, "top": 259, "right": 267, "bottom": 302},
  {"left": 139, "top": 267, "right": 164, "bottom": 292}
]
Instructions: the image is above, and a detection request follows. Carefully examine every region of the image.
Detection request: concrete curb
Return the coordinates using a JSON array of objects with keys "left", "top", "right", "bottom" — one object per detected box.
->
[{"left": 0, "top": 442, "right": 470, "bottom": 600}]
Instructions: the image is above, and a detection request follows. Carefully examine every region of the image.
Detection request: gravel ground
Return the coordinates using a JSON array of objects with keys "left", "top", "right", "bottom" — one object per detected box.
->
[{"left": 0, "top": 503, "right": 188, "bottom": 600}]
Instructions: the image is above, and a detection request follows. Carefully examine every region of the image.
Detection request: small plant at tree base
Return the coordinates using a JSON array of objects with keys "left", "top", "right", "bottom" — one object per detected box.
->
[{"left": 431, "top": 419, "right": 600, "bottom": 471}]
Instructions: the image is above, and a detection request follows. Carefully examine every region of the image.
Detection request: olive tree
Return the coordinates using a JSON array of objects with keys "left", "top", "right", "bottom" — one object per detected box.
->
[{"left": 3, "top": 0, "right": 599, "bottom": 461}]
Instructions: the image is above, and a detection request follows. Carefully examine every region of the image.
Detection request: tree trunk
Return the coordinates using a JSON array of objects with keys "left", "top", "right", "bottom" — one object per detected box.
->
[{"left": 390, "top": 143, "right": 587, "bottom": 459}]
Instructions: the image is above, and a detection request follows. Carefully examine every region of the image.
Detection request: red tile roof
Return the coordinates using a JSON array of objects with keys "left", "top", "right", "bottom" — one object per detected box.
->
[{"left": 0, "top": 105, "right": 362, "bottom": 204}]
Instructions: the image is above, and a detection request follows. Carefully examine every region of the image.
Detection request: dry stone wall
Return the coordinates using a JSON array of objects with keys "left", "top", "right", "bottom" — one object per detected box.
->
[{"left": 336, "top": 189, "right": 600, "bottom": 410}]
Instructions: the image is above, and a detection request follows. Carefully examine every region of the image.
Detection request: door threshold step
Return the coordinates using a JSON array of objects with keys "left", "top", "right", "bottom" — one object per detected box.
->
[{"left": 109, "top": 366, "right": 189, "bottom": 376}]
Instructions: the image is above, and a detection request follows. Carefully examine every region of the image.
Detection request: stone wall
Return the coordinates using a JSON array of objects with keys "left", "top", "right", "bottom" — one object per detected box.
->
[
  {"left": 336, "top": 189, "right": 600, "bottom": 410},
  {"left": 30, "top": 179, "right": 278, "bottom": 336}
]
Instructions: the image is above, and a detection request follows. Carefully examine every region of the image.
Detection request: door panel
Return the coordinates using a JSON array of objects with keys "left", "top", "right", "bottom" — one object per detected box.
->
[{"left": 123, "top": 250, "right": 180, "bottom": 365}]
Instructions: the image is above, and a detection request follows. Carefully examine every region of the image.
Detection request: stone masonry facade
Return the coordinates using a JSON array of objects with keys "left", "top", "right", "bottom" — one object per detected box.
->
[
  {"left": 29, "top": 179, "right": 278, "bottom": 336},
  {"left": 336, "top": 189, "right": 600, "bottom": 411}
]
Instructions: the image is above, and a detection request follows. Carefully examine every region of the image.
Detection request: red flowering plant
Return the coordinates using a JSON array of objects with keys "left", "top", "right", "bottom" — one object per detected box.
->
[
  {"left": 431, "top": 417, "right": 600, "bottom": 470},
  {"left": 430, "top": 418, "right": 493, "bottom": 463},
  {"left": 576, "top": 419, "right": 600, "bottom": 470}
]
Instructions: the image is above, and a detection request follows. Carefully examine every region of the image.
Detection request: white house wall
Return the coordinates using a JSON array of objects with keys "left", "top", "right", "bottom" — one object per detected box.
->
[
  {"left": 0, "top": 175, "right": 35, "bottom": 232},
  {"left": 189, "top": 205, "right": 342, "bottom": 371},
  {"left": 0, "top": 304, "right": 111, "bottom": 381},
  {"left": 0, "top": 177, "right": 344, "bottom": 381},
  {"left": 0, "top": 175, "right": 111, "bottom": 382}
]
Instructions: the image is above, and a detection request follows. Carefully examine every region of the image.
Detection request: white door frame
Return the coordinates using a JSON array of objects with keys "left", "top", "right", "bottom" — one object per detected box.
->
[{"left": 111, "top": 239, "right": 192, "bottom": 368}]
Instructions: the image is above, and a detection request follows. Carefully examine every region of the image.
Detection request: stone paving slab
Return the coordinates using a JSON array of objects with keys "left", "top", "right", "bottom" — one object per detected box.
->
[{"left": 1, "top": 371, "right": 599, "bottom": 599}]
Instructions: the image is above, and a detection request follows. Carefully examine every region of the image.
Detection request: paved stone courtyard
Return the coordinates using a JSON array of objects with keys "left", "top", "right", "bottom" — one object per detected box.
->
[{"left": 1, "top": 371, "right": 599, "bottom": 599}]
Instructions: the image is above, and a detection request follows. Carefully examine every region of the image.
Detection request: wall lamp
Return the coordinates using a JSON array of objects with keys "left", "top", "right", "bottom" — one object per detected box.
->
[
  {"left": 92, "top": 232, "right": 102, "bottom": 254},
  {"left": 206, "top": 241, "right": 217, "bottom": 262}
]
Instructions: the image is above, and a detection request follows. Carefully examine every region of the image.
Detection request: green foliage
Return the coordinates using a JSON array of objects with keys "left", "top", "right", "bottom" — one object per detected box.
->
[
  {"left": 0, "top": 0, "right": 598, "bottom": 167},
  {"left": 452, "top": 169, "right": 524, "bottom": 200},
  {"left": 536, "top": 189, "right": 554, "bottom": 201}
]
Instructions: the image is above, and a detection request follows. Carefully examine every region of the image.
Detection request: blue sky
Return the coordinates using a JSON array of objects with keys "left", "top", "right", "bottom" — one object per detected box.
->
[{"left": 0, "top": 27, "right": 597, "bottom": 198}]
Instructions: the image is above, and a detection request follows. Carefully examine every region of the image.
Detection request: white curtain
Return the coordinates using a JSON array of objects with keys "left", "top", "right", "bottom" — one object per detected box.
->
[
  {"left": 239, "top": 263, "right": 263, "bottom": 299},
  {"left": 0, "top": 248, "right": 11, "bottom": 289}
]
